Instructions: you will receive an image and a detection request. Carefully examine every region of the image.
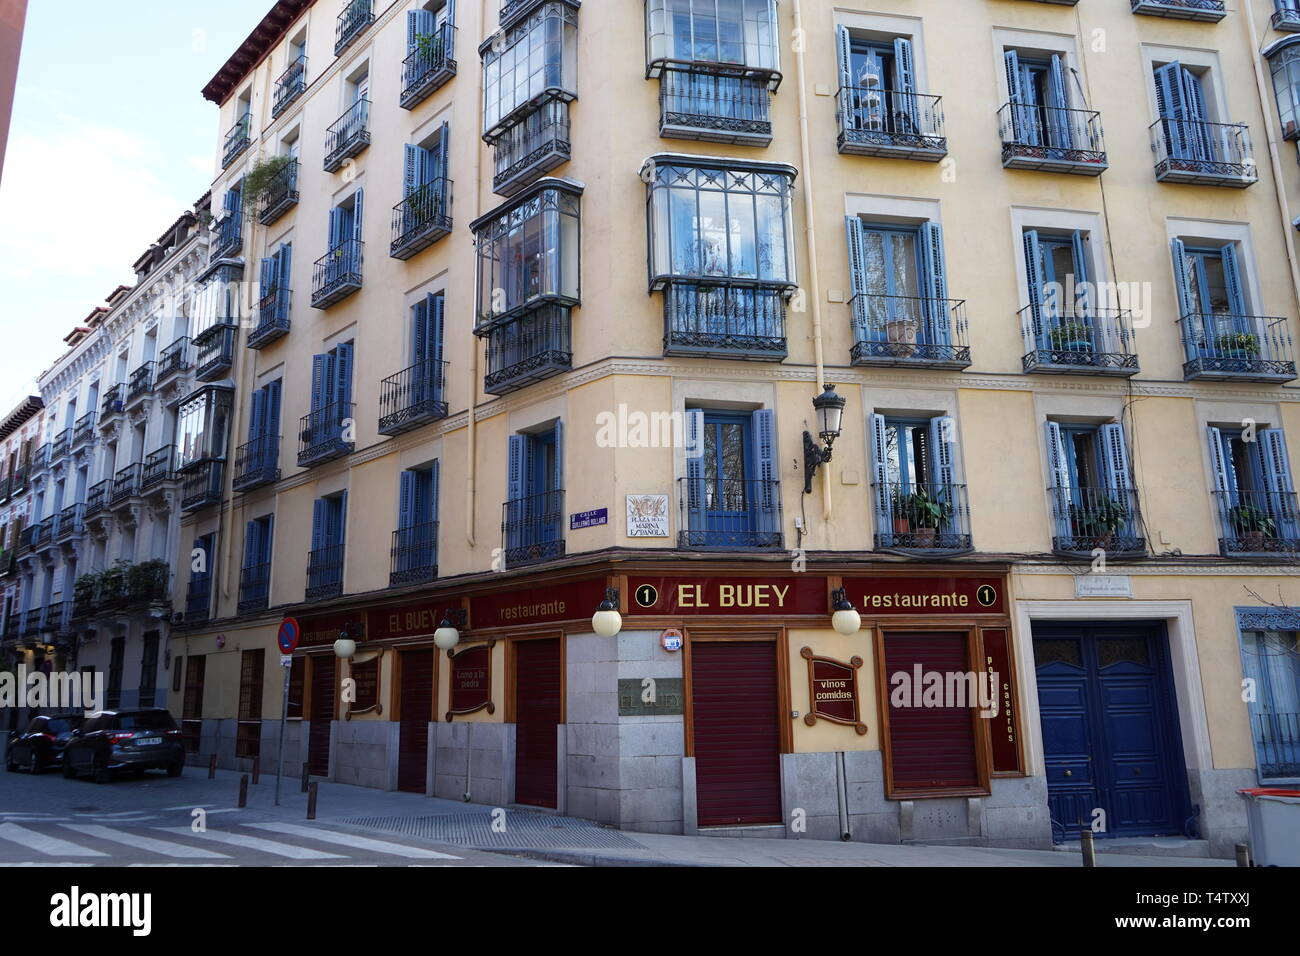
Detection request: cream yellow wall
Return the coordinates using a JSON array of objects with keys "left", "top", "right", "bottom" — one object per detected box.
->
[
  {"left": 961, "top": 389, "right": 1051, "bottom": 553},
  {"left": 788, "top": 627, "right": 880, "bottom": 754}
]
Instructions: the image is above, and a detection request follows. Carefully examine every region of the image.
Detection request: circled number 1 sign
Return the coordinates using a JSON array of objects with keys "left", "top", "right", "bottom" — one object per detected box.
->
[{"left": 277, "top": 617, "right": 301, "bottom": 655}]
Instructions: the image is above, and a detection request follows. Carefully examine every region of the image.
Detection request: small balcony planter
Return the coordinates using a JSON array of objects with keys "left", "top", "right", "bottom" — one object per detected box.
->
[
  {"left": 1048, "top": 322, "right": 1095, "bottom": 354},
  {"left": 1215, "top": 332, "right": 1261, "bottom": 359},
  {"left": 1068, "top": 494, "right": 1131, "bottom": 552}
]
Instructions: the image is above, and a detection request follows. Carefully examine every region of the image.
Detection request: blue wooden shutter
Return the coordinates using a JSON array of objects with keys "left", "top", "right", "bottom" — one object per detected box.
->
[
  {"left": 410, "top": 296, "right": 429, "bottom": 365},
  {"left": 1048, "top": 54, "right": 1071, "bottom": 139},
  {"left": 506, "top": 434, "right": 526, "bottom": 551},
  {"left": 1206, "top": 426, "right": 1236, "bottom": 537},
  {"left": 328, "top": 206, "right": 345, "bottom": 251},
  {"left": 407, "top": 8, "right": 436, "bottom": 52},
  {"left": 919, "top": 222, "right": 949, "bottom": 343},
  {"left": 892, "top": 37, "right": 919, "bottom": 130},
  {"left": 310, "top": 354, "right": 329, "bottom": 414},
  {"left": 1170, "top": 238, "right": 1197, "bottom": 319},
  {"left": 869, "top": 413, "right": 893, "bottom": 532},
  {"left": 1100, "top": 423, "right": 1135, "bottom": 534},
  {"left": 398, "top": 469, "right": 416, "bottom": 532},
  {"left": 1220, "top": 243, "right": 1246, "bottom": 315},
  {"left": 310, "top": 498, "right": 327, "bottom": 554},
  {"left": 684, "top": 409, "right": 705, "bottom": 534},
  {"left": 1070, "top": 230, "right": 1091, "bottom": 315},
  {"left": 265, "top": 380, "right": 282, "bottom": 440},
  {"left": 334, "top": 341, "right": 354, "bottom": 409},
  {"left": 247, "top": 386, "right": 266, "bottom": 442},
  {"left": 428, "top": 459, "right": 440, "bottom": 524},
  {"left": 277, "top": 243, "right": 292, "bottom": 288},
  {"left": 1181, "top": 68, "right": 1211, "bottom": 159},
  {"left": 258, "top": 257, "right": 275, "bottom": 300},
  {"left": 243, "top": 520, "right": 260, "bottom": 570},
  {"left": 552, "top": 419, "right": 565, "bottom": 492},
  {"left": 928, "top": 416, "right": 959, "bottom": 533},
  {"left": 1154, "top": 62, "right": 1188, "bottom": 157},
  {"left": 836, "top": 25, "right": 855, "bottom": 130},
  {"left": 1023, "top": 230, "right": 1046, "bottom": 340},
  {"left": 845, "top": 216, "right": 868, "bottom": 336},
  {"left": 434, "top": 122, "right": 451, "bottom": 185},
  {"left": 750, "top": 409, "right": 777, "bottom": 537},
  {"left": 1004, "top": 50, "right": 1030, "bottom": 143},
  {"left": 1257, "top": 428, "right": 1298, "bottom": 538},
  {"left": 403, "top": 143, "right": 424, "bottom": 198},
  {"left": 262, "top": 516, "right": 274, "bottom": 566},
  {"left": 431, "top": 292, "right": 445, "bottom": 367},
  {"left": 352, "top": 189, "right": 364, "bottom": 244},
  {"left": 336, "top": 491, "right": 348, "bottom": 549},
  {"left": 1044, "top": 421, "right": 1072, "bottom": 537}
]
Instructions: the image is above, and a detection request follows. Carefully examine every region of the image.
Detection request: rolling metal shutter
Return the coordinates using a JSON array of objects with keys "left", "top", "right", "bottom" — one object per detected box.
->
[
  {"left": 397, "top": 649, "right": 435, "bottom": 793},
  {"left": 514, "top": 638, "right": 562, "bottom": 808},
  {"left": 308, "top": 656, "right": 337, "bottom": 777},
  {"left": 691, "top": 641, "right": 782, "bottom": 827},
  {"left": 883, "top": 632, "right": 979, "bottom": 791}
]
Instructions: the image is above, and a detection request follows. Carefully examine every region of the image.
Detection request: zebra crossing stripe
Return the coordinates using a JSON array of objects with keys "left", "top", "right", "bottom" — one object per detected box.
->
[
  {"left": 157, "top": 827, "right": 345, "bottom": 860},
  {"left": 243, "top": 823, "right": 461, "bottom": 859},
  {"left": 60, "top": 824, "right": 229, "bottom": 859},
  {"left": 0, "top": 823, "right": 108, "bottom": 857}
]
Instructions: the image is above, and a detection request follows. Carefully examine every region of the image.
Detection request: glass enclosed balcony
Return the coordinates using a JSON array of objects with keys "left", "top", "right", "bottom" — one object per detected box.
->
[
  {"left": 491, "top": 100, "right": 571, "bottom": 198},
  {"left": 311, "top": 239, "right": 363, "bottom": 309},
  {"left": 657, "top": 66, "right": 773, "bottom": 146},
  {"left": 1131, "top": 0, "right": 1226, "bottom": 21},
  {"left": 677, "top": 476, "right": 782, "bottom": 550},
  {"left": 401, "top": 21, "right": 456, "bottom": 110},
  {"left": 298, "top": 402, "right": 355, "bottom": 467},
  {"left": 850, "top": 293, "right": 971, "bottom": 369},
  {"left": 272, "top": 55, "right": 307, "bottom": 118},
  {"left": 1048, "top": 485, "right": 1147, "bottom": 558},
  {"left": 378, "top": 360, "right": 448, "bottom": 435},
  {"left": 999, "top": 103, "right": 1108, "bottom": 175},
  {"left": 1020, "top": 307, "right": 1139, "bottom": 376},
  {"left": 258, "top": 158, "right": 300, "bottom": 225},
  {"left": 1178, "top": 313, "right": 1297, "bottom": 382},
  {"left": 233, "top": 435, "right": 281, "bottom": 492},
  {"left": 323, "top": 99, "right": 370, "bottom": 173},
  {"left": 1150, "top": 118, "right": 1256, "bottom": 186},
  {"left": 502, "top": 489, "right": 565, "bottom": 566},
  {"left": 335, "top": 0, "right": 373, "bottom": 55},
  {"left": 390, "top": 521, "right": 438, "bottom": 587},
  {"left": 306, "top": 545, "right": 345, "bottom": 601},
  {"left": 662, "top": 281, "right": 787, "bottom": 360},
  {"left": 837, "top": 88, "right": 947, "bottom": 161},
  {"left": 390, "top": 178, "right": 452, "bottom": 259},
  {"left": 873, "top": 481, "right": 972, "bottom": 554},
  {"left": 222, "top": 114, "right": 251, "bottom": 169}
]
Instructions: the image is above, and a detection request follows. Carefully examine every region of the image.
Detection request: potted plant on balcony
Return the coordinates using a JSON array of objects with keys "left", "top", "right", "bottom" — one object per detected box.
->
[
  {"left": 903, "top": 487, "right": 951, "bottom": 548},
  {"left": 1070, "top": 495, "right": 1129, "bottom": 550},
  {"left": 127, "top": 559, "right": 169, "bottom": 606},
  {"left": 1048, "top": 320, "right": 1094, "bottom": 354},
  {"left": 1214, "top": 331, "right": 1260, "bottom": 360},
  {"left": 414, "top": 30, "right": 445, "bottom": 65},
  {"left": 884, "top": 316, "right": 919, "bottom": 357},
  {"left": 1228, "top": 504, "right": 1277, "bottom": 552},
  {"left": 98, "top": 560, "right": 130, "bottom": 611},
  {"left": 890, "top": 488, "right": 911, "bottom": 537},
  {"left": 73, "top": 570, "right": 102, "bottom": 618},
  {"left": 242, "top": 155, "right": 293, "bottom": 212}
]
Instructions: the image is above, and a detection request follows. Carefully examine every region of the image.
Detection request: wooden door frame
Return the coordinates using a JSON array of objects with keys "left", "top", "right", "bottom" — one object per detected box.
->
[
  {"left": 504, "top": 630, "right": 566, "bottom": 725},
  {"left": 392, "top": 643, "right": 439, "bottom": 726}
]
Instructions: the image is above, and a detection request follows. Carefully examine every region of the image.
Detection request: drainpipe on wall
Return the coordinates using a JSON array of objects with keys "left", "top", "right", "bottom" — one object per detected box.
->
[
  {"left": 791, "top": 0, "right": 832, "bottom": 523},
  {"left": 1243, "top": 0, "right": 1300, "bottom": 313},
  {"left": 466, "top": 0, "right": 487, "bottom": 552}
]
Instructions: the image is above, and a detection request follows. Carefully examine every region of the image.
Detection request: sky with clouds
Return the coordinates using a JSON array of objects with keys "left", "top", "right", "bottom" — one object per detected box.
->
[{"left": 0, "top": 0, "right": 273, "bottom": 413}]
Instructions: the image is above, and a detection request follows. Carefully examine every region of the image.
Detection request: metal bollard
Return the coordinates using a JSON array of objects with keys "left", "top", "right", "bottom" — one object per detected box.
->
[
  {"left": 1235, "top": 843, "right": 1252, "bottom": 868},
  {"left": 238, "top": 774, "right": 249, "bottom": 809},
  {"left": 251, "top": 757, "right": 260, "bottom": 785},
  {"left": 1080, "top": 829, "right": 1097, "bottom": 868},
  {"left": 306, "top": 781, "right": 318, "bottom": 820},
  {"left": 208, "top": 754, "right": 217, "bottom": 779},
  {"left": 301, "top": 762, "right": 310, "bottom": 793}
]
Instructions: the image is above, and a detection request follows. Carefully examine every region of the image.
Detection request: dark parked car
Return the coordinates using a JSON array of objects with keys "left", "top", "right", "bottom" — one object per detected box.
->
[
  {"left": 5, "top": 714, "right": 85, "bottom": 773},
  {"left": 63, "top": 709, "right": 185, "bottom": 783}
]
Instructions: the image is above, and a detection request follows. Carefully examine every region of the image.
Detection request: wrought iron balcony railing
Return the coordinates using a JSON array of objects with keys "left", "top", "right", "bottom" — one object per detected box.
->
[
  {"left": 238, "top": 563, "right": 271, "bottom": 613},
  {"left": 0, "top": 475, "right": 9, "bottom": 502},
  {"left": 311, "top": 239, "right": 363, "bottom": 309},
  {"left": 111, "top": 463, "right": 142, "bottom": 504},
  {"left": 17, "top": 524, "right": 35, "bottom": 555},
  {"left": 8, "top": 465, "right": 24, "bottom": 494},
  {"left": 678, "top": 477, "right": 783, "bottom": 550},
  {"left": 836, "top": 87, "right": 947, "bottom": 161},
  {"left": 401, "top": 22, "right": 457, "bottom": 109},
  {"left": 298, "top": 402, "right": 355, "bottom": 467},
  {"left": 272, "top": 55, "right": 307, "bottom": 118},
  {"left": 233, "top": 435, "right": 281, "bottom": 492},
  {"left": 211, "top": 209, "right": 243, "bottom": 260},
  {"left": 1048, "top": 485, "right": 1147, "bottom": 558},
  {"left": 390, "top": 178, "right": 453, "bottom": 259},
  {"left": 180, "top": 458, "right": 224, "bottom": 512},
  {"left": 1253, "top": 712, "right": 1300, "bottom": 780},
  {"left": 50, "top": 429, "right": 70, "bottom": 462},
  {"left": 72, "top": 412, "right": 96, "bottom": 448},
  {"left": 335, "top": 0, "right": 374, "bottom": 55},
  {"left": 1150, "top": 118, "right": 1256, "bottom": 186},
  {"left": 30, "top": 443, "right": 50, "bottom": 474},
  {"left": 390, "top": 520, "right": 438, "bottom": 587},
  {"left": 874, "top": 482, "right": 972, "bottom": 553},
  {"left": 85, "top": 479, "right": 109, "bottom": 517},
  {"left": 33, "top": 516, "right": 54, "bottom": 550},
  {"left": 1131, "top": 0, "right": 1226, "bottom": 21},
  {"left": 259, "top": 158, "right": 300, "bottom": 225},
  {"left": 323, "top": 99, "right": 370, "bottom": 172},
  {"left": 502, "top": 490, "right": 565, "bottom": 567},
  {"left": 662, "top": 281, "right": 788, "bottom": 361},
  {"left": 492, "top": 99, "right": 571, "bottom": 197},
  {"left": 1178, "top": 313, "right": 1297, "bottom": 382},
  {"left": 100, "top": 384, "right": 124, "bottom": 421},
  {"left": 142, "top": 446, "right": 176, "bottom": 490},
  {"left": 249, "top": 288, "right": 292, "bottom": 349},
  {"left": 55, "top": 503, "right": 84, "bottom": 541},
  {"left": 483, "top": 306, "right": 572, "bottom": 396},
  {"left": 194, "top": 323, "right": 237, "bottom": 380},
  {"left": 850, "top": 293, "right": 971, "bottom": 369},
  {"left": 157, "top": 337, "right": 192, "bottom": 383},
  {"left": 378, "top": 360, "right": 448, "bottom": 436},
  {"left": 126, "top": 361, "right": 155, "bottom": 405},
  {"left": 222, "top": 114, "right": 252, "bottom": 169},
  {"left": 306, "top": 544, "right": 345, "bottom": 601},
  {"left": 657, "top": 65, "right": 773, "bottom": 146},
  {"left": 185, "top": 574, "right": 213, "bottom": 623},
  {"left": 1019, "top": 307, "right": 1139, "bottom": 376},
  {"left": 1214, "top": 489, "right": 1300, "bottom": 556},
  {"left": 1273, "top": 4, "right": 1300, "bottom": 32},
  {"left": 999, "top": 103, "right": 1108, "bottom": 175}
]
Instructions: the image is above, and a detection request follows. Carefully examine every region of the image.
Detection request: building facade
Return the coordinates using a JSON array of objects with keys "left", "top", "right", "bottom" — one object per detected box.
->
[
  {"left": 0, "top": 393, "right": 43, "bottom": 732},
  {"left": 168, "top": 0, "right": 1300, "bottom": 857}
]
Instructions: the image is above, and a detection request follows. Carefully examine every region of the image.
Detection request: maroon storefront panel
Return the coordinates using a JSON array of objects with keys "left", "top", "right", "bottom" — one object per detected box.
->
[
  {"left": 372, "top": 601, "right": 449, "bottom": 641},
  {"left": 845, "top": 576, "right": 1005, "bottom": 616},
  {"left": 397, "top": 649, "right": 435, "bottom": 793},
  {"left": 982, "top": 628, "right": 1021, "bottom": 774},
  {"left": 626, "top": 576, "right": 826, "bottom": 616},
  {"left": 514, "top": 639, "right": 562, "bottom": 809},
  {"left": 299, "top": 611, "right": 366, "bottom": 648},
  {"left": 882, "top": 632, "right": 980, "bottom": 793},
  {"left": 307, "top": 656, "right": 336, "bottom": 777},
  {"left": 471, "top": 578, "right": 607, "bottom": 629},
  {"left": 448, "top": 644, "right": 492, "bottom": 717}
]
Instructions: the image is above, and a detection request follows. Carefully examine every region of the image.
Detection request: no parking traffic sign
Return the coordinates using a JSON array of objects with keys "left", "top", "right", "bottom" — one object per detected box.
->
[{"left": 278, "top": 617, "right": 301, "bottom": 655}]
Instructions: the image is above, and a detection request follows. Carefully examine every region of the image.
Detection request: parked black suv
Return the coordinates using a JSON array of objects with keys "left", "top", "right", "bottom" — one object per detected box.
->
[
  {"left": 5, "top": 713, "right": 85, "bottom": 773},
  {"left": 63, "top": 709, "right": 185, "bottom": 783}
]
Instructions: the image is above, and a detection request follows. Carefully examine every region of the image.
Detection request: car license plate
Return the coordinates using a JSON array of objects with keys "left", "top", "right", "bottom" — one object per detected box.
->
[{"left": 136, "top": 737, "right": 161, "bottom": 746}]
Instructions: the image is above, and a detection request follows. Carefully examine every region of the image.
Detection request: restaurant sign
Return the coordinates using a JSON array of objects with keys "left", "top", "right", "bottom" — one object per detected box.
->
[
  {"left": 471, "top": 578, "right": 608, "bottom": 629},
  {"left": 800, "top": 647, "right": 867, "bottom": 735},
  {"left": 844, "top": 576, "right": 1005, "bottom": 615},
  {"left": 627, "top": 576, "right": 826, "bottom": 616},
  {"left": 298, "top": 611, "right": 366, "bottom": 648},
  {"left": 447, "top": 642, "right": 494, "bottom": 720}
]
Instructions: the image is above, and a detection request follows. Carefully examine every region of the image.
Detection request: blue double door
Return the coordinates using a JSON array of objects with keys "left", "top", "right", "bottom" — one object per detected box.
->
[{"left": 1034, "top": 623, "right": 1190, "bottom": 839}]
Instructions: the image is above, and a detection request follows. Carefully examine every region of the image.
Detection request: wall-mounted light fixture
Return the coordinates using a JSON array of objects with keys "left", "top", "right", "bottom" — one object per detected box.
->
[
  {"left": 434, "top": 608, "right": 468, "bottom": 651},
  {"left": 592, "top": 588, "right": 622, "bottom": 638},
  {"left": 803, "top": 383, "right": 847, "bottom": 494},
  {"left": 830, "top": 588, "right": 861, "bottom": 636},
  {"left": 333, "top": 621, "right": 362, "bottom": 660}
]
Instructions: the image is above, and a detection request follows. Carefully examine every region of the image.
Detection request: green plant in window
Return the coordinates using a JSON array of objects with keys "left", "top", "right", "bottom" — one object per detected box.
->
[
  {"left": 413, "top": 31, "right": 445, "bottom": 65},
  {"left": 1228, "top": 504, "right": 1276, "bottom": 538},
  {"left": 241, "top": 155, "right": 294, "bottom": 211},
  {"left": 1214, "top": 331, "right": 1260, "bottom": 357},
  {"left": 904, "top": 487, "right": 952, "bottom": 530},
  {"left": 1048, "top": 320, "right": 1094, "bottom": 351},
  {"left": 1070, "top": 494, "right": 1129, "bottom": 542}
]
